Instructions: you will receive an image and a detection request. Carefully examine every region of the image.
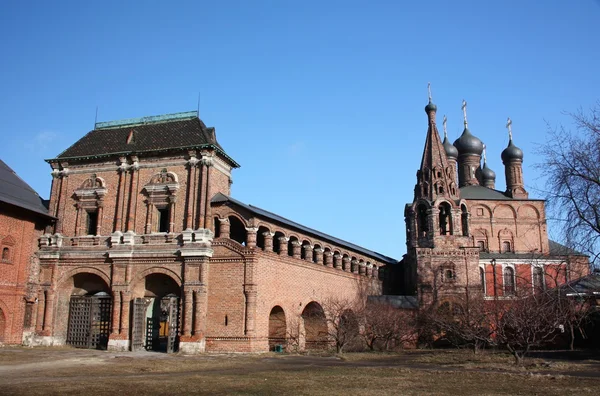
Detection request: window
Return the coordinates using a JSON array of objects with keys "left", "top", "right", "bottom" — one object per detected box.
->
[
  {"left": 477, "top": 240, "right": 486, "bottom": 252},
  {"left": 2, "top": 247, "right": 9, "bottom": 261},
  {"left": 480, "top": 267, "right": 486, "bottom": 294},
  {"left": 442, "top": 268, "right": 456, "bottom": 282},
  {"left": 502, "top": 241, "right": 512, "bottom": 253},
  {"left": 439, "top": 203, "right": 452, "bottom": 235},
  {"left": 503, "top": 267, "right": 515, "bottom": 295},
  {"left": 157, "top": 207, "right": 170, "bottom": 233},
  {"left": 461, "top": 205, "right": 469, "bottom": 236},
  {"left": 86, "top": 211, "right": 98, "bottom": 235},
  {"left": 533, "top": 267, "right": 545, "bottom": 293},
  {"left": 417, "top": 205, "right": 429, "bottom": 237}
]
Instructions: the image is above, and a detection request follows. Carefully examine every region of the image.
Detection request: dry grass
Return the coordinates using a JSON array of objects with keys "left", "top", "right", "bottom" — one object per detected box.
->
[{"left": 0, "top": 347, "right": 599, "bottom": 395}]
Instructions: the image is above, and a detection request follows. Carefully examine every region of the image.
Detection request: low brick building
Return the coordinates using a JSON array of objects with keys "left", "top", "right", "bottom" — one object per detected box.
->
[
  {"left": 0, "top": 160, "right": 53, "bottom": 344},
  {"left": 32, "top": 112, "right": 393, "bottom": 353}
]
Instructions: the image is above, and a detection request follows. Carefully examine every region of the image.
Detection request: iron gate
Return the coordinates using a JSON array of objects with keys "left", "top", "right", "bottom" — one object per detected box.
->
[
  {"left": 165, "top": 296, "right": 180, "bottom": 353},
  {"left": 66, "top": 295, "right": 111, "bottom": 350},
  {"left": 131, "top": 298, "right": 148, "bottom": 351}
]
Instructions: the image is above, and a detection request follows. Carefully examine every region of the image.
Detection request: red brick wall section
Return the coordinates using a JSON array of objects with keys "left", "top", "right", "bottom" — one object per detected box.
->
[{"left": 0, "top": 207, "right": 44, "bottom": 344}]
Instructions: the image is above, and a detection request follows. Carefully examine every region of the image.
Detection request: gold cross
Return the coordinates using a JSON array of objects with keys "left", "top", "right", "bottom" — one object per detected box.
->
[
  {"left": 443, "top": 115, "right": 448, "bottom": 138},
  {"left": 427, "top": 82, "right": 432, "bottom": 102}
]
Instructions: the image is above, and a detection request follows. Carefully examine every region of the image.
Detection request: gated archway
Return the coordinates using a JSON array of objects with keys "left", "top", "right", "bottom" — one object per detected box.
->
[
  {"left": 65, "top": 273, "right": 111, "bottom": 350},
  {"left": 131, "top": 273, "right": 181, "bottom": 353},
  {"left": 302, "top": 302, "right": 328, "bottom": 350},
  {"left": 268, "top": 306, "right": 286, "bottom": 351}
]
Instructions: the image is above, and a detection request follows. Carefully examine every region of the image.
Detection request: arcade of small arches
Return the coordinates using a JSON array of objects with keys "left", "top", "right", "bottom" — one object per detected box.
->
[
  {"left": 213, "top": 214, "right": 384, "bottom": 279},
  {"left": 414, "top": 200, "right": 470, "bottom": 238}
]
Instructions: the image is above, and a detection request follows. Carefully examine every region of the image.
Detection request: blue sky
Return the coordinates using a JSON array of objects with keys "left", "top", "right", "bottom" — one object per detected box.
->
[{"left": 1, "top": 0, "right": 599, "bottom": 259}]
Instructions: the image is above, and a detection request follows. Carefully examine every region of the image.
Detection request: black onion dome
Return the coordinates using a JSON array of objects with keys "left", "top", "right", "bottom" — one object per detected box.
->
[
  {"left": 481, "top": 162, "right": 496, "bottom": 181},
  {"left": 425, "top": 100, "right": 437, "bottom": 113},
  {"left": 442, "top": 136, "right": 458, "bottom": 159},
  {"left": 453, "top": 127, "right": 484, "bottom": 156},
  {"left": 501, "top": 139, "right": 524, "bottom": 162}
]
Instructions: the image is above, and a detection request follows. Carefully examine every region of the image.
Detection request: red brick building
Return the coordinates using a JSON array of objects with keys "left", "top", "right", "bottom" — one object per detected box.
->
[
  {"left": 0, "top": 160, "right": 53, "bottom": 344},
  {"left": 31, "top": 112, "right": 392, "bottom": 353},
  {"left": 28, "top": 97, "right": 589, "bottom": 353},
  {"left": 402, "top": 95, "right": 589, "bottom": 307}
]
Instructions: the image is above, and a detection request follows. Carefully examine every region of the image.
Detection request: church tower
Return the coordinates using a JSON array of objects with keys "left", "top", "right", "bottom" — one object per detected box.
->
[
  {"left": 404, "top": 86, "right": 479, "bottom": 305},
  {"left": 501, "top": 118, "right": 528, "bottom": 198}
]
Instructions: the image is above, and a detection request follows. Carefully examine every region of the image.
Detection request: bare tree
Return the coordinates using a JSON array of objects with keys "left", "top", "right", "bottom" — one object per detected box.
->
[
  {"left": 422, "top": 292, "right": 494, "bottom": 353},
  {"left": 360, "top": 302, "right": 417, "bottom": 351},
  {"left": 321, "top": 297, "right": 361, "bottom": 353},
  {"left": 538, "top": 102, "right": 600, "bottom": 266}
]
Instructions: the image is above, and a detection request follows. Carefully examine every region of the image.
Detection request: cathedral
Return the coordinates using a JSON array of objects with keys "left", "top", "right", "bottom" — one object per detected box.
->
[
  {"left": 402, "top": 91, "right": 589, "bottom": 307},
  {"left": 0, "top": 90, "right": 589, "bottom": 351}
]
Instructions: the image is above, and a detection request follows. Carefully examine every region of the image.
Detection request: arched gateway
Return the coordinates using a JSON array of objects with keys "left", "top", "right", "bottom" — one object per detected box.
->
[
  {"left": 130, "top": 273, "right": 181, "bottom": 353},
  {"left": 64, "top": 272, "right": 112, "bottom": 350}
]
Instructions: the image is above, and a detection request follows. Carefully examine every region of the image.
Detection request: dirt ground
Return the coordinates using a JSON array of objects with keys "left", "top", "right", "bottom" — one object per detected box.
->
[{"left": 1, "top": 347, "right": 599, "bottom": 395}]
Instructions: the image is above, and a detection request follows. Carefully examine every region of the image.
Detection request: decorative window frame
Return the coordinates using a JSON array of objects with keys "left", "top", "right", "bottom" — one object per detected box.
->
[
  {"left": 142, "top": 169, "right": 179, "bottom": 234},
  {"left": 73, "top": 174, "right": 107, "bottom": 236},
  {"left": 1, "top": 236, "right": 15, "bottom": 263},
  {"left": 440, "top": 262, "right": 457, "bottom": 283}
]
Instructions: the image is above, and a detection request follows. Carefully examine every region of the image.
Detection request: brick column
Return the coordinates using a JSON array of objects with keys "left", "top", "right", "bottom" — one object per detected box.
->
[
  {"left": 359, "top": 262, "right": 366, "bottom": 275},
  {"left": 115, "top": 158, "right": 128, "bottom": 232},
  {"left": 144, "top": 201, "right": 153, "bottom": 234},
  {"left": 74, "top": 203, "right": 82, "bottom": 236},
  {"left": 185, "top": 155, "right": 199, "bottom": 229},
  {"left": 246, "top": 227, "right": 258, "bottom": 248},
  {"left": 342, "top": 256, "right": 350, "bottom": 272},
  {"left": 96, "top": 201, "right": 104, "bottom": 236},
  {"left": 169, "top": 196, "right": 177, "bottom": 233},
  {"left": 203, "top": 157, "right": 214, "bottom": 230},
  {"left": 302, "top": 244, "right": 313, "bottom": 262},
  {"left": 278, "top": 237, "right": 288, "bottom": 256},
  {"left": 182, "top": 289, "right": 193, "bottom": 337},
  {"left": 244, "top": 285, "right": 257, "bottom": 336},
  {"left": 263, "top": 231, "right": 273, "bottom": 252},
  {"left": 351, "top": 259, "right": 359, "bottom": 274},
  {"left": 324, "top": 251, "right": 333, "bottom": 267},
  {"left": 291, "top": 241, "right": 301, "bottom": 259},
  {"left": 55, "top": 167, "right": 69, "bottom": 234},
  {"left": 43, "top": 289, "right": 55, "bottom": 333},
  {"left": 314, "top": 248, "right": 323, "bottom": 265},
  {"left": 35, "top": 290, "right": 45, "bottom": 333},
  {"left": 120, "top": 292, "right": 131, "bottom": 336},
  {"left": 126, "top": 158, "right": 140, "bottom": 232},
  {"left": 219, "top": 218, "right": 230, "bottom": 239},
  {"left": 366, "top": 264, "right": 373, "bottom": 277},
  {"left": 111, "top": 290, "right": 121, "bottom": 335},
  {"left": 333, "top": 253, "right": 342, "bottom": 269},
  {"left": 193, "top": 287, "right": 207, "bottom": 336}
]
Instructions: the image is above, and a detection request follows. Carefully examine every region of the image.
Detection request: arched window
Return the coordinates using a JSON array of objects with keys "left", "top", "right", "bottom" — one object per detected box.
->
[
  {"left": 503, "top": 267, "right": 515, "bottom": 295},
  {"left": 477, "top": 240, "right": 486, "bottom": 252},
  {"left": 2, "top": 247, "right": 9, "bottom": 261},
  {"left": 502, "top": 241, "right": 512, "bottom": 253},
  {"left": 533, "top": 267, "right": 545, "bottom": 293},
  {"left": 479, "top": 267, "right": 486, "bottom": 294},
  {"left": 439, "top": 203, "right": 452, "bottom": 235},
  {"left": 417, "top": 204, "right": 429, "bottom": 237}
]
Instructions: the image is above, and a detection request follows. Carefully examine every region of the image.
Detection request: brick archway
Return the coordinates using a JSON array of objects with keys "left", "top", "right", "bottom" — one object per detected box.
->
[{"left": 301, "top": 301, "right": 327, "bottom": 350}]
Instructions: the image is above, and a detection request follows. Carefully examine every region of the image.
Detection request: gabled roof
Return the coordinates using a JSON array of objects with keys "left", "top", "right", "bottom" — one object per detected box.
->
[
  {"left": 49, "top": 112, "right": 239, "bottom": 167},
  {"left": 0, "top": 159, "right": 53, "bottom": 219},
  {"left": 211, "top": 192, "right": 397, "bottom": 264}
]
